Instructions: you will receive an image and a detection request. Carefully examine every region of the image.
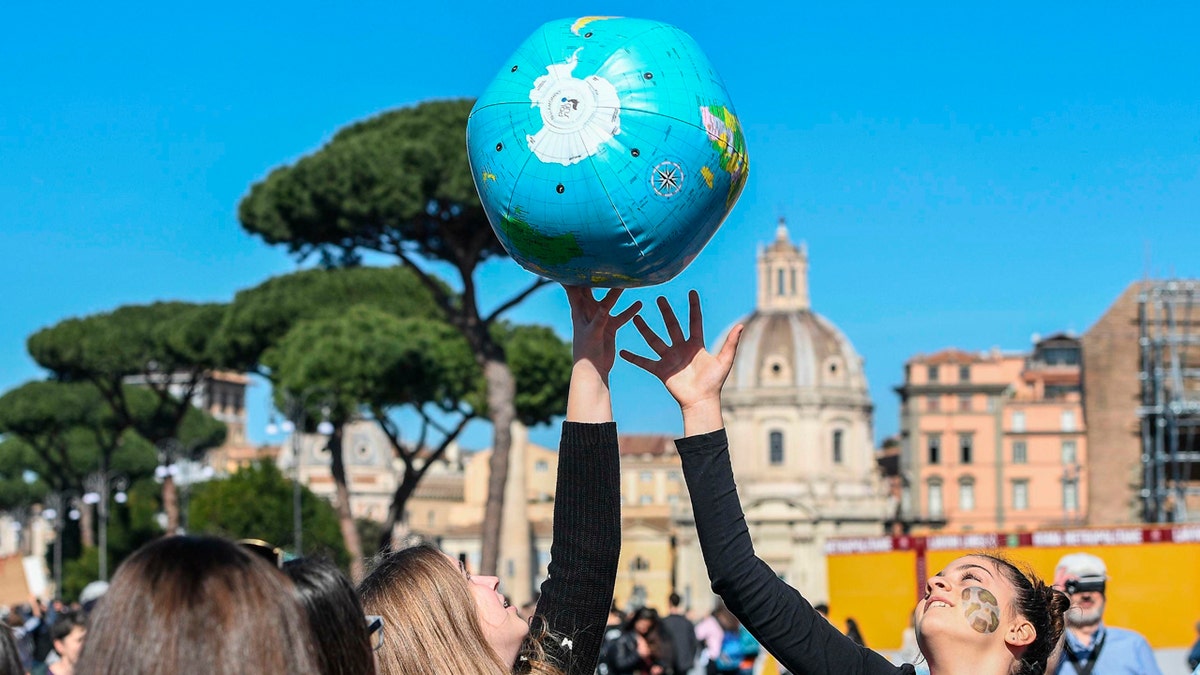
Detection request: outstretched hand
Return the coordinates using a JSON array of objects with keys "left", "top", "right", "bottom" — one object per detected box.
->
[
  {"left": 619, "top": 290, "right": 742, "bottom": 432},
  {"left": 564, "top": 285, "right": 642, "bottom": 380}
]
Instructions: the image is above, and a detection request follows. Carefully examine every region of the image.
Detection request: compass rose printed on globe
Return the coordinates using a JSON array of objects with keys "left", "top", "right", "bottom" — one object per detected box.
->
[{"left": 467, "top": 16, "right": 749, "bottom": 287}]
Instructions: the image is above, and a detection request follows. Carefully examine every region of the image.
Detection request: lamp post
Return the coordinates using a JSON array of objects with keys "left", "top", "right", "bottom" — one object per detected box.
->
[
  {"left": 41, "top": 492, "right": 79, "bottom": 599},
  {"left": 266, "top": 390, "right": 334, "bottom": 556},
  {"left": 83, "top": 471, "right": 129, "bottom": 582}
]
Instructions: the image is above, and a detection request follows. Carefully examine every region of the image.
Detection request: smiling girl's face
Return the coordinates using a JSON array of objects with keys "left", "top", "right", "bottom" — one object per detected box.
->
[
  {"left": 443, "top": 553, "right": 529, "bottom": 666},
  {"left": 915, "top": 555, "right": 1018, "bottom": 648}
]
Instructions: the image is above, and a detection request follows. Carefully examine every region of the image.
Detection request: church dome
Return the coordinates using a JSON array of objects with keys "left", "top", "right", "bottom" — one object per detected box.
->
[{"left": 724, "top": 219, "right": 869, "bottom": 397}]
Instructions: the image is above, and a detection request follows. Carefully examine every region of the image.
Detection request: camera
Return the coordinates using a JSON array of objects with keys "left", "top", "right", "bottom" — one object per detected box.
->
[{"left": 1064, "top": 576, "right": 1106, "bottom": 595}]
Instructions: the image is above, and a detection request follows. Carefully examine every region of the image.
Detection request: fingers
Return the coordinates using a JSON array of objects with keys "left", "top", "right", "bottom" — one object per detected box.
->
[
  {"left": 619, "top": 349, "right": 659, "bottom": 373},
  {"left": 562, "top": 285, "right": 590, "bottom": 317},
  {"left": 597, "top": 287, "right": 624, "bottom": 313},
  {"left": 718, "top": 324, "right": 744, "bottom": 368},
  {"left": 687, "top": 289, "right": 704, "bottom": 346},
  {"left": 632, "top": 314, "right": 670, "bottom": 355},
  {"left": 657, "top": 296, "right": 686, "bottom": 346},
  {"left": 611, "top": 300, "right": 643, "bottom": 330}
]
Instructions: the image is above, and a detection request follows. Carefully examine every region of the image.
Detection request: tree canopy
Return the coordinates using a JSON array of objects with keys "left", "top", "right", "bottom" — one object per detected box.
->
[
  {"left": 215, "top": 266, "right": 445, "bottom": 374},
  {"left": 27, "top": 302, "right": 225, "bottom": 387},
  {"left": 0, "top": 381, "right": 160, "bottom": 492},
  {"left": 188, "top": 462, "right": 349, "bottom": 568},
  {"left": 238, "top": 97, "right": 558, "bottom": 572},
  {"left": 238, "top": 99, "right": 497, "bottom": 269}
]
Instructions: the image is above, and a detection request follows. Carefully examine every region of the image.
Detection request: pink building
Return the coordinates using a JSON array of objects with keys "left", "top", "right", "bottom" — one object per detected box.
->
[{"left": 895, "top": 334, "right": 1087, "bottom": 532}]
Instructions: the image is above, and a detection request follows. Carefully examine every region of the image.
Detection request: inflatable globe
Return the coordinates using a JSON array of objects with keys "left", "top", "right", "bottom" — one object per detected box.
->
[{"left": 467, "top": 16, "right": 749, "bottom": 287}]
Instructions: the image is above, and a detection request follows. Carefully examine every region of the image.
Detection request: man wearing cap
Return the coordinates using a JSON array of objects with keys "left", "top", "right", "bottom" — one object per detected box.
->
[{"left": 1052, "top": 552, "right": 1161, "bottom": 675}]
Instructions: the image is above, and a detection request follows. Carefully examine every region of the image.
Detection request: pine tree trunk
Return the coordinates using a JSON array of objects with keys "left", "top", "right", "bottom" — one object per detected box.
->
[
  {"left": 328, "top": 427, "right": 365, "bottom": 582},
  {"left": 162, "top": 475, "right": 180, "bottom": 534},
  {"left": 479, "top": 357, "right": 517, "bottom": 576},
  {"left": 379, "top": 470, "right": 423, "bottom": 553}
]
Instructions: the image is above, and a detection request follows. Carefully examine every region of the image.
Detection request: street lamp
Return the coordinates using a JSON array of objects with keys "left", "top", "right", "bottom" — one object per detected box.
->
[
  {"left": 41, "top": 492, "right": 79, "bottom": 599},
  {"left": 84, "top": 472, "right": 129, "bottom": 582},
  {"left": 266, "top": 390, "right": 334, "bottom": 556}
]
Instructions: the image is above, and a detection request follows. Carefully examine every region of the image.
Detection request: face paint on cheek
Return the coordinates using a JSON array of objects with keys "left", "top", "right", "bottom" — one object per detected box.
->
[{"left": 960, "top": 587, "right": 1001, "bottom": 634}]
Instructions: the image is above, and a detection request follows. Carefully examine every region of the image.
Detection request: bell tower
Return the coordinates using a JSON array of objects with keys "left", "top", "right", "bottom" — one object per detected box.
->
[{"left": 756, "top": 217, "right": 810, "bottom": 312}]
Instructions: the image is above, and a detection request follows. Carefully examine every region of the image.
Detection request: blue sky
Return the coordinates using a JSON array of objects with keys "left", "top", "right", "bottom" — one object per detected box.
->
[{"left": 2, "top": 1, "right": 1198, "bottom": 453}]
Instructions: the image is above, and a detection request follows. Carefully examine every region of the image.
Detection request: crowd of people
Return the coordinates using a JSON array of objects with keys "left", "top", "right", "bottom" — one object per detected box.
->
[{"left": 0, "top": 286, "right": 1194, "bottom": 675}]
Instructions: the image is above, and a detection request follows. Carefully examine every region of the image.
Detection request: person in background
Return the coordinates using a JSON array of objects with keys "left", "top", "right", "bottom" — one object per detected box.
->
[
  {"left": 693, "top": 601, "right": 742, "bottom": 675},
  {"left": 845, "top": 618, "right": 866, "bottom": 648},
  {"left": 1050, "top": 552, "right": 1160, "bottom": 675},
  {"left": 76, "top": 584, "right": 107, "bottom": 617},
  {"left": 814, "top": 605, "right": 830, "bottom": 622},
  {"left": 597, "top": 604, "right": 628, "bottom": 675},
  {"left": 75, "top": 535, "right": 320, "bottom": 674},
  {"left": 31, "top": 613, "right": 86, "bottom": 675},
  {"left": 660, "top": 594, "right": 698, "bottom": 675},
  {"left": 1187, "top": 619, "right": 1200, "bottom": 672},
  {"left": 602, "top": 606, "right": 677, "bottom": 675},
  {"left": 1, "top": 622, "right": 24, "bottom": 675},
  {"left": 5, "top": 600, "right": 41, "bottom": 672},
  {"left": 283, "top": 557, "right": 375, "bottom": 675}
]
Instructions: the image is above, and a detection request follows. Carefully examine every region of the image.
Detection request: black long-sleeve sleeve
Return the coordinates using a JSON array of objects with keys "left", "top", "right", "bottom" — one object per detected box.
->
[
  {"left": 676, "top": 428, "right": 913, "bottom": 675},
  {"left": 533, "top": 421, "right": 622, "bottom": 675}
]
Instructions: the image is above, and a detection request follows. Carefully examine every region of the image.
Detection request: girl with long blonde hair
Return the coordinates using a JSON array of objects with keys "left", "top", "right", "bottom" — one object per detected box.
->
[{"left": 360, "top": 286, "right": 639, "bottom": 675}]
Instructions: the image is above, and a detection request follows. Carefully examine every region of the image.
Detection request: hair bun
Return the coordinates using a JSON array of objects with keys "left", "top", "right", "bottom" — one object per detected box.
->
[{"left": 1040, "top": 582, "right": 1072, "bottom": 617}]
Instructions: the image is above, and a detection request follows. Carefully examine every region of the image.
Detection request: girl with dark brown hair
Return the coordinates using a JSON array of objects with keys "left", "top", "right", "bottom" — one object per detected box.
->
[{"left": 75, "top": 535, "right": 320, "bottom": 674}]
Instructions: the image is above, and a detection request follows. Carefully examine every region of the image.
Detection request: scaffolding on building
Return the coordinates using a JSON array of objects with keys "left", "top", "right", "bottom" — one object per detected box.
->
[{"left": 1139, "top": 279, "right": 1200, "bottom": 522}]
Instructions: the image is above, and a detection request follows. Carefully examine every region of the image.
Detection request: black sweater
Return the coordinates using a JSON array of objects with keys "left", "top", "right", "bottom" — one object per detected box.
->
[
  {"left": 676, "top": 428, "right": 915, "bottom": 675},
  {"left": 532, "top": 421, "right": 622, "bottom": 675}
]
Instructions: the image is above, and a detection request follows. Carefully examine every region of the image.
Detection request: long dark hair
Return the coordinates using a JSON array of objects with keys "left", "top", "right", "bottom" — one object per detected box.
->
[
  {"left": 76, "top": 535, "right": 320, "bottom": 675},
  {"left": 980, "top": 554, "right": 1070, "bottom": 675},
  {"left": 284, "top": 557, "right": 376, "bottom": 675},
  {"left": 0, "top": 624, "right": 22, "bottom": 675}
]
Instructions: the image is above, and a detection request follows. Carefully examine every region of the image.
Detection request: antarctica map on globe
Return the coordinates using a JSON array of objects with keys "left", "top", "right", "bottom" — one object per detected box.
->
[{"left": 467, "top": 16, "right": 749, "bottom": 287}]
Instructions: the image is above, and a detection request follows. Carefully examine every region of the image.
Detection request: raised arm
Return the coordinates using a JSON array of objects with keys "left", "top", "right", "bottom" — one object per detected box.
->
[
  {"left": 621, "top": 291, "right": 905, "bottom": 675},
  {"left": 534, "top": 286, "right": 639, "bottom": 675}
]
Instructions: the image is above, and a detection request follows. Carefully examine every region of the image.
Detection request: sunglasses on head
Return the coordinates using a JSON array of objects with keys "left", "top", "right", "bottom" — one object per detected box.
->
[
  {"left": 237, "top": 539, "right": 287, "bottom": 569},
  {"left": 366, "top": 615, "right": 384, "bottom": 652}
]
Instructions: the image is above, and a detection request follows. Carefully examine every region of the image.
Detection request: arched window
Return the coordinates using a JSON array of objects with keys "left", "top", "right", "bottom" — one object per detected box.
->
[
  {"left": 769, "top": 430, "right": 784, "bottom": 466},
  {"left": 927, "top": 478, "right": 944, "bottom": 518},
  {"left": 958, "top": 476, "right": 976, "bottom": 511},
  {"left": 832, "top": 429, "right": 844, "bottom": 464}
]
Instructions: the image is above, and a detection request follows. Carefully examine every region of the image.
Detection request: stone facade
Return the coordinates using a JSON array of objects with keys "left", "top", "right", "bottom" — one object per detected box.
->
[{"left": 1081, "top": 283, "right": 1147, "bottom": 525}]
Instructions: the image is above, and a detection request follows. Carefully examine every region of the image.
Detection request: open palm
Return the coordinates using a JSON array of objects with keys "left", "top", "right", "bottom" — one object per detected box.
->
[
  {"left": 564, "top": 285, "right": 640, "bottom": 378},
  {"left": 619, "top": 290, "right": 742, "bottom": 412}
]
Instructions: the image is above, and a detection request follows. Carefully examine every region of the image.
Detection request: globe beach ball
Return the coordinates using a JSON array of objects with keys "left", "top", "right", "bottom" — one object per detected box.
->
[{"left": 467, "top": 16, "right": 749, "bottom": 287}]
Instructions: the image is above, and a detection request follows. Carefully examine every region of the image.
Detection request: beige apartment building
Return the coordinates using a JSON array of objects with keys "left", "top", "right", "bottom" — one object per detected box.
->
[{"left": 896, "top": 334, "right": 1088, "bottom": 532}]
